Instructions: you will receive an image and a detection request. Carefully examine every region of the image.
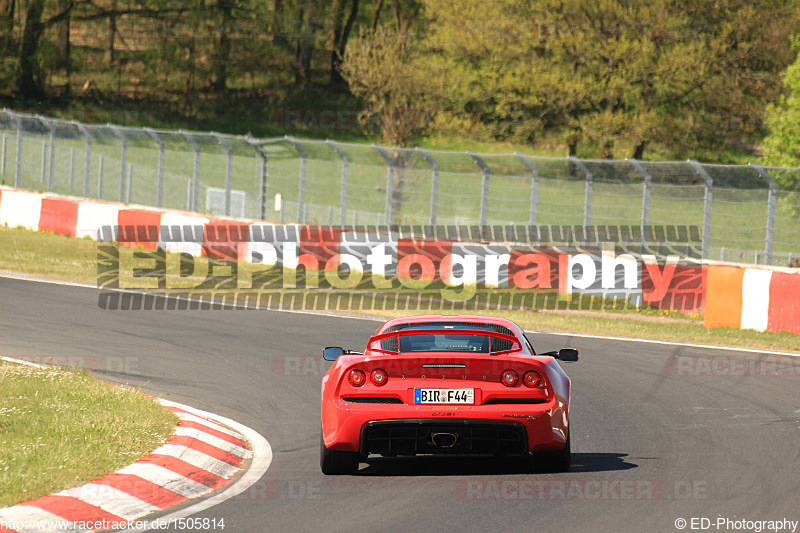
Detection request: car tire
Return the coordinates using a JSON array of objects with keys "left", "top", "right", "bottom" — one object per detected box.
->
[
  {"left": 532, "top": 430, "right": 571, "bottom": 473},
  {"left": 320, "top": 434, "right": 360, "bottom": 475}
]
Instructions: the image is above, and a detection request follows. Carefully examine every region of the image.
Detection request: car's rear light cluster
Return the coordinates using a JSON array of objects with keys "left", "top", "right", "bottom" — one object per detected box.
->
[
  {"left": 348, "top": 369, "right": 366, "bottom": 387},
  {"left": 523, "top": 370, "right": 542, "bottom": 388},
  {"left": 370, "top": 368, "right": 388, "bottom": 386},
  {"left": 501, "top": 369, "right": 545, "bottom": 388},
  {"left": 348, "top": 368, "right": 389, "bottom": 387},
  {"left": 500, "top": 369, "right": 518, "bottom": 387}
]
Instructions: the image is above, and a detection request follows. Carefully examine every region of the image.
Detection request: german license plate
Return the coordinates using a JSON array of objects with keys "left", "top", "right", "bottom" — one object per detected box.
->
[{"left": 414, "top": 388, "right": 474, "bottom": 404}]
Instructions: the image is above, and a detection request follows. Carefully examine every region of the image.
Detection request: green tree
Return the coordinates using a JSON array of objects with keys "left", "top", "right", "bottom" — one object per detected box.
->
[
  {"left": 340, "top": 23, "right": 442, "bottom": 222},
  {"left": 764, "top": 39, "right": 800, "bottom": 168},
  {"left": 762, "top": 37, "right": 800, "bottom": 192},
  {"left": 340, "top": 25, "right": 442, "bottom": 146},
  {"left": 421, "top": 0, "right": 797, "bottom": 159}
]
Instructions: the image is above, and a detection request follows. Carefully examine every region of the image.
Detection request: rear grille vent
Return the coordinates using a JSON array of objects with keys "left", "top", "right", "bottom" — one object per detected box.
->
[
  {"left": 344, "top": 397, "right": 404, "bottom": 404},
  {"left": 361, "top": 420, "right": 527, "bottom": 456},
  {"left": 483, "top": 398, "right": 547, "bottom": 405}
]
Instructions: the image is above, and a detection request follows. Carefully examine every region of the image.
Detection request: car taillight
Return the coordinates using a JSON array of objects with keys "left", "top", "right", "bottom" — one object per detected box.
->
[
  {"left": 523, "top": 370, "right": 542, "bottom": 388},
  {"left": 501, "top": 369, "right": 518, "bottom": 387},
  {"left": 370, "top": 368, "right": 388, "bottom": 386},
  {"left": 348, "top": 369, "right": 366, "bottom": 387}
]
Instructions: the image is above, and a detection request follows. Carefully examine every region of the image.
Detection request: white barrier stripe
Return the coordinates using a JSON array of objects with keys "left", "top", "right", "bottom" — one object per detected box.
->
[
  {"left": 56, "top": 484, "right": 158, "bottom": 522},
  {"left": 741, "top": 269, "right": 772, "bottom": 332},
  {"left": 0, "top": 190, "right": 42, "bottom": 231},
  {"left": 158, "top": 212, "right": 208, "bottom": 257},
  {"left": 74, "top": 202, "right": 120, "bottom": 241},
  {"left": 114, "top": 464, "right": 213, "bottom": 499},
  {"left": 0, "top": 505, "right": 89, "bottom": 533},
  {"left": 172, "top": 427, "right": 248, "bottom": 458},
  {"left": 147, "top": 444, "right": 241, "bottom": 479}
]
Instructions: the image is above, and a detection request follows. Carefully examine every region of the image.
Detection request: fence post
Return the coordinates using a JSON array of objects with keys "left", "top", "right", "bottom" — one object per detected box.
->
[
  {"left": 689, "top": 160, "right": 713, "bottom": 260},
  {"left": 13, "top": 112, "right": 22, "bottom": 188},
  {"left": 0, "top": 133, "right": 8, "bottom": 176},
  {"left": 212, "top": 133, "right": 233, "bottom": 217},
  {"left": 1, "top": 133, "right": 6, "bottom": 176},
  {"left": 627, "top": 158, "right": 651, "bottom": 245},
  {"left": 374, "top": 144, "right": 395, "bottom": 226},
  {"left": 748, "top": 162, "right": 776, "bottom": 265},
  {"left": 516, "top": 152, "right": 539, "bottom": 226},
  {"left": 38, "top": 116, "right": 56, "bottom": 192},
  {"left": 109, "top": 125, "right": 128, "bottom": 203},
  {"left": 181, "top": 131, "right": 200, "bottom": 212},
  {"left": 145, "top": 128, "right": 165, "bottom": 208},
  {"left": 286, "top": 137, "right": 307, "bottom": 223},
  {"left": 40, "top": 139, "right": 46, "bottom": 185},
  {"left": 417, "top": 147, "right": 439, "bottom": 226},
  {"left": 127, "top": 163, "right": 134, "bottom": 203},
  {"left": 75, "top": 122, "right": 91, "bottom": 199},
  {"left": 68, "top": 147, "right": 75, "bottom": 192},
  {"left": 98, "top": 154, "right": 104, "bottom": 198},
  {"left": 570, "top": 156, "right": 593, "bottom": 227},
  {"left": 468, "top": 151, "right": 490, "bottom": 229},
  {"left": 328, "top": 141, "right": 349, "bottom": 226},
  {"left": 248, "top": 138, "right": 269, "bottom": 221}
]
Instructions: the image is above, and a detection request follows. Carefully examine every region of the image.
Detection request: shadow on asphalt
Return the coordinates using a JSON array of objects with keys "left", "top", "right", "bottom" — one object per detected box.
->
[{"left": 358, "top": 452, "right": 638, "bottom": 476}]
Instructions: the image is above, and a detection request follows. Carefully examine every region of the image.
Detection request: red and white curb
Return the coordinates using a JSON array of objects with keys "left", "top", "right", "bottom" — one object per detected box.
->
[{"left": 0, "top": 358, "right": 272, "bottom": 533}]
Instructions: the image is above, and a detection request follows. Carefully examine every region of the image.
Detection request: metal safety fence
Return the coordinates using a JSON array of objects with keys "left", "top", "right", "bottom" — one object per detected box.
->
[{"left": 1, "top": 108, "right": 798, "bottom": 265}]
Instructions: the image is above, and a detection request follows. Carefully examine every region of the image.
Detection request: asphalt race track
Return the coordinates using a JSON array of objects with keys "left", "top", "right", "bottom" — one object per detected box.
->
[{"left": 1, "top": 276, "right": 798, "bottom": 533}]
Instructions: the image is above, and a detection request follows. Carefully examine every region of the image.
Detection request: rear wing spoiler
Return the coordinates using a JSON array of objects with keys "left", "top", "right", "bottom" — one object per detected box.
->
[{"left": 365, "top": 328, "right": 521, "bottom": 356}]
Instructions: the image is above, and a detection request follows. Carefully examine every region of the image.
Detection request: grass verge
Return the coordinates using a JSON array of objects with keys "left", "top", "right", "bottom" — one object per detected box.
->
[
  {"left": 0, "top": 225, "right": 797, "bottom": 353},
  {"left": 0, "top": 360, "right": 177, "bottom": 507}
]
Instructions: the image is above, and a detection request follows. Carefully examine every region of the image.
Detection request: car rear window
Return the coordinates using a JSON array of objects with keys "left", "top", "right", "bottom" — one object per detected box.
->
[{"left": 397, "top": 333, "right": 490, "bottom": 353}]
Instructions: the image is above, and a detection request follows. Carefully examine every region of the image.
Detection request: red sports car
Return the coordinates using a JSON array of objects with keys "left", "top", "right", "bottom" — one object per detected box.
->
[{"left": 320, "top": 315, "right": 578, "bottom": 474}]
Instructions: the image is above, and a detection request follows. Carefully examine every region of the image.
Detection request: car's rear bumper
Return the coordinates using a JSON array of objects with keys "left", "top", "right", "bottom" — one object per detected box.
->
[{"left": 322, "top": 399, "right": 567, "bottom": 455}]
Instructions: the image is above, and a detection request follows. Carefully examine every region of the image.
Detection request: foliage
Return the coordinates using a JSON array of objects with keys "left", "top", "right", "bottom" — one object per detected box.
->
[
  {"left": 420, "top": 0, "right": 798, "bottom": 159},
  {"left": 340, "top": 25, "right": 443, "bottom": 146},
  {"left": 763, "top": 37, "right": 800, "bottom": 190},
  {"left": 0, "top": 0, "right": 799, "bottom": 166}
]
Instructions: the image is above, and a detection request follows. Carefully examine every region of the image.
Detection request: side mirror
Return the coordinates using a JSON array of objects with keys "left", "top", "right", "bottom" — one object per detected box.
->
[
  {"left": 322, "top": 347, "right": 345, "bottom": 361},
  {"left": 557, "top": 348, "right": 579, "bottom": 362},
  {"left": 539, "top": 348, "right": 579, "bottom": 362}
]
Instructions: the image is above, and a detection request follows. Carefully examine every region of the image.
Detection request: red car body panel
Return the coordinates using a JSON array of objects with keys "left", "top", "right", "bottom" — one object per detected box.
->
[{"left": 321, "top": 315, "right": 572, "bottom": 456}]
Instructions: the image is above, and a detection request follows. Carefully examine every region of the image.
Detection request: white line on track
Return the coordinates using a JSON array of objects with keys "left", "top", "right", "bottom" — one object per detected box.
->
[
  {"left": 2, "top": 272, "right": 797, "bottom": 358},
  {"left": 0, "top": 272, "right": 381, "bottom": 323}
]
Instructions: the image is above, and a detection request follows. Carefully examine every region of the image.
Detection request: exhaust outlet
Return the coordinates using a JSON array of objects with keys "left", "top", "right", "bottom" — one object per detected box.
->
[{"left": 431, "top": 432, "right": 458, "bottom": 448}]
